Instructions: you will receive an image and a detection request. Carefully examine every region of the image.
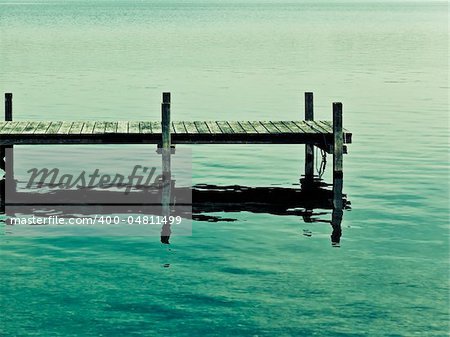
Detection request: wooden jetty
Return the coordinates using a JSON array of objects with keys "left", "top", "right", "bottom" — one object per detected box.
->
[
  {"left": 0, "top": 93, "right": 351, "bottom": 149},
  {"left": 0, "top": 92, "right": 352, "bottom": 244}
]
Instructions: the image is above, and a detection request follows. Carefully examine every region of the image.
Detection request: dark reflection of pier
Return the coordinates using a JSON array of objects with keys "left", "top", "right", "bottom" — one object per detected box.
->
[
  {"left": 2, "top": 179, "right": 349, "bottom": 246},
  {"left": 193, "top": 181, "right": 349, "bottom": 244},
  {"left": 194, "top": 180, "right": 348, "bottom": 246}
]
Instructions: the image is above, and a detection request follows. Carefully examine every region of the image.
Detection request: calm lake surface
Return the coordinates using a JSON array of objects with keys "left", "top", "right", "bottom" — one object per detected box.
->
[{"left": 0, "top": 1, "right": 448, "bottom": 336}]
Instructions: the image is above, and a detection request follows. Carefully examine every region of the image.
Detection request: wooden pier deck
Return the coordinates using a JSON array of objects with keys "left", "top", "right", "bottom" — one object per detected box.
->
[
  {"left": 1, "top": 92, "right": 352, "bottom": 244},
  {"left": 0, "top": 120, "right": 352, "bottom": 151}
]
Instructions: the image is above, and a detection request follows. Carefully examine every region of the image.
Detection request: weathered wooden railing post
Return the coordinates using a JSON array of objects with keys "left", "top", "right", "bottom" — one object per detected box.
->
[
  {"left": 1, "top": 93, "right": 13, "bottom": 213},
  {"left": 161, "top": 92, "right": 172, "bottom": 244},
  {"left": 0, "top": 147, "right": 3, "bottom": 214},
  {"left": 161, "top": 92, "right": 171, "bottom": 158},
  {"left": 303, "top": 92, "right": 314, "bottom": 188},
  {"left": 5, "top": 93, "right": 12, "bottom": 121},
  {"left": 331, "top": 102, "right": 343, "bottom": 245}
]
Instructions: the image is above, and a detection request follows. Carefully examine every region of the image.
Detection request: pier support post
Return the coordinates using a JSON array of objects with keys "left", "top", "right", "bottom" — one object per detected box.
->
[
  {"left": 303, "top": 92, "right": 314, "bottom": 188},
  {"left": 1, "top": 93, "right": 13, "bottom": 214},
  {"left": 5, "top": 93, "right": 12, "bottom": 121},
  {"left": 0, "top": 146, "right": 4, "bottom": 214},
  {"left": 161, "top": 92, "right": 172, "bottom": 244},
  {"left": 331, "top": 102, "right": 343, "bottom": 246},
  {"left": 161, "top": 92, "right": 171, "bottom": 157}
]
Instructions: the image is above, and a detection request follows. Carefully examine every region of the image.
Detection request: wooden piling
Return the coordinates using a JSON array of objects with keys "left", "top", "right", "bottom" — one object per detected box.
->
[
  {"left": 161, "top": 92, "right": 172, "bottom": 244},
  {"left": 332, "top": 102, "right": 343, "bottom": 245},
  {"left": 161, "top": 92, "right": 171, "bottom": 151},
  {"left": 0, "top": 145, "right": 4, "bottom": 214},
  {"left": 5, "top": 93, "right": 12, "bottom": 122},
  {"left": 304, "top": 92, "right": 314, "bottom": 186},
  {"left": 5, "top": 93, "right": 14, "bottom": 186},
  {"left": 1, "top": 93, "right": 12, "bottom": 213},
  {"left": 333, "top": 102, "right": 343, "bottom": 186}
]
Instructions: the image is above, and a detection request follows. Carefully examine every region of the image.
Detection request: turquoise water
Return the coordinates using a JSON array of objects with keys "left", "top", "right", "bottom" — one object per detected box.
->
[{"left": 0, "top": 1, "right": 448, "bottom": 336}]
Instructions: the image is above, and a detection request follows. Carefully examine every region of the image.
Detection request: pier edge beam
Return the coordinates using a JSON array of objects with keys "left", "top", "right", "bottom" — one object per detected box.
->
[
  {"left": 161, "top": 92, "right": 172, "bottom": 244},
  {"left": 303, "top": 92, "right": 314, "bottom": 187},
  {"left": 331, "top": 102, "right": 343, "bottom": 245},
  {"left": 1, "top": 93, "right": 13, "bottom": 214}
]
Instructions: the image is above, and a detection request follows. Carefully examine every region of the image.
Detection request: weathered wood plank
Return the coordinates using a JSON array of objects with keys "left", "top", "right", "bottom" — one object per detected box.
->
[
  {"left": 183, "top": 121, "right": 198, "bottom": 134},
  {"left": 81, "top": 121, "right": 95, "bottom": 134},
  {"left": 249, "top": 121, "right": 268, "bottom": 133},
  {"left": 93, "top": 121, "right": 106, "bottom": 134},
  {"left": 34, "top": 121, "right": 52, "bottom": 134},
  {"left": 140, "top": 121, "right": 153, "bottom": 134},
  {"left": 282, "top": 121, "right": 303, "bottom": 133},
  {"left": 45, "top": 121, "right": 63, "bottom": 134},
  {"left": 150, "top": 121, "right": 162, "bottom": 134},
  {"left": 287, "top": 121, "right": 307, "bottom": 133},
  {"left": 57, "top": 121, "right": 74, "bottom": 134},
  {"left": 117, "top": 121, "right": 128, "bottom": 133},
  {"left": 194, "top": 121, "right": 210, "bottom": 133},
  {"left": 317, "top": 121, "right": 333, "bottom": 133},
  {"left": 293, "top": 121, "right": 320, "bottom": 134},
  {"left": 22, "top": 121, "right": 42, "bottom": 134},
  {"left": 105, "top": 122, "right": 117, "bottom": 133},
  {"left": 320, "top": 120, "right": 351, "bottom": 143},
  {"left": 228, "top": 121, "right": 246, "bottom": 133},
  {"left": 271, "top": 121, "right": 293, "bottom": 133},
  {"left": 0, "top": 122, "right": 8, "bottom": 132},
  {"left": 173, "top": 121, "right": 187, "bottom": 134},
  {"left": 216, "top": 121, "right": 234, "bottom": 133},
  {"left": 128, "top": 121, "right": 140, "bottom": 133},
  {"left": 1, "top": 122, "right": 19, "bottom": 134},
  {"left": 10, "top": 121, "right": 30, "bottom": 134},
  {"left": 321, "top": 120, "right": 349, "bottom": 132},
  {"left": 306, "top": 120, "right": 328, "bottom": 133},
  {"left": 260, "top": 121, "right": 279, "bottom": 134},
  {"left": 205, "top": 121, "right": 222, "bottom": 134},
  {"left": 238, "top": 121, "right": 258, "bottom": 134},
  {"left": 320, "top": 120, "right": 332, "bottom": 129},
  {"left": 69, "top": 121, "right": 84, "bottom": 134}
]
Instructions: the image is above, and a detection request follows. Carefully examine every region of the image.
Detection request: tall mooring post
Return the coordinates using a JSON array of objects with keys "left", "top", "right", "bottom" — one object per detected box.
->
[
  {"left": 304, "top": 92, "right": 314, "bottom": 188},
  {"left": 1, "top": 93, "right": 13, "bottom": 214},
  {"left": 331, "top": 102, "right": 343, "bottom": 246},
  {"left": 160, "top": 92, "right": 172, "bottom": 244}
]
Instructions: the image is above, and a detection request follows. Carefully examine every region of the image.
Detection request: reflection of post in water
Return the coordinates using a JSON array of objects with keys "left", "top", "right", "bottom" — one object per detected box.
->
[
  {"left": 1, "top": 93, "right": 13, "bottom": 214},
  {"left": 0, "top": 146, "right": 5, "bottom": 214},
  {"left": 160, "top": 92, "right": 172, "bottom": 244},
  {"left": 331, "top": 102, "right": 343, "bottom": 246}
]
